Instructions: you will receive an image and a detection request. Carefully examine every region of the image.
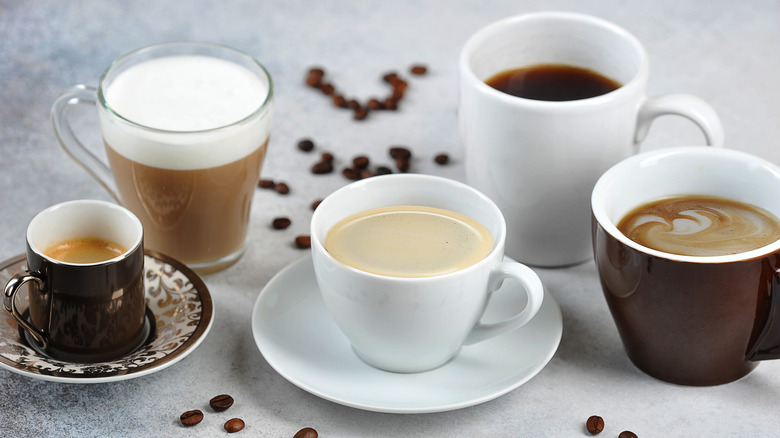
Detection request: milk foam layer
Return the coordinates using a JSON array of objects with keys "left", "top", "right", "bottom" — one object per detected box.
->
[
  {"left": 100, "top": 55, "right": 272, "bottom": 170},
  {"left": 618, "top": 196, "right": 780, "bottom": 256}
]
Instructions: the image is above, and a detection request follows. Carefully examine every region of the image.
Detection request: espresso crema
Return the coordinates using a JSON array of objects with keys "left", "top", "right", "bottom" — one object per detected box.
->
[{"left": 617, "top": 196, "right": 780, "bottom": 256}]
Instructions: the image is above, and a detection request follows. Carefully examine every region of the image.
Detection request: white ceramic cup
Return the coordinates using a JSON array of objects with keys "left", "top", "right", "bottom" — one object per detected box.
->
[
  {"left": 310, "top": 174, "right": 545, "bottom": 373},
  {"left": 459, "top": 11, "right": 724, "bottom": 267}
]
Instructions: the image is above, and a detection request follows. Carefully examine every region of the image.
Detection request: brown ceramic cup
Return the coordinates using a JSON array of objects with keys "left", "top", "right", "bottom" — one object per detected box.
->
[
  {"left": 3, "top": 200, "right": 148, "bottom": 363},
  {"left": 591, "top": 147, "right": 780, "bottom": 386}
]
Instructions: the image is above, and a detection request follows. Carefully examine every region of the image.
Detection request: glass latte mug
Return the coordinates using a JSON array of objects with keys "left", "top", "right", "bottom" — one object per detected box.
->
[{"left": 52, "top": 42, "right": 274, "bottom": 274}]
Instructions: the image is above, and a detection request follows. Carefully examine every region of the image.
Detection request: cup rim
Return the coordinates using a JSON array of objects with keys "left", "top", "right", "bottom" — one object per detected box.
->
[
  {"left": 591, "top": 146, "right": 780, "bottom": 263},
  {"left": 96, "top": 41, "right": 274, "bottom": 135},
  {"left": 459, "top": 11, "right": 649, "bottom": 109},
  {"left": 27, "top": 200, "right": 144, "bottom": 267},
  {"left": 310, "top": 174, "right": 507, "bottom": 281}
]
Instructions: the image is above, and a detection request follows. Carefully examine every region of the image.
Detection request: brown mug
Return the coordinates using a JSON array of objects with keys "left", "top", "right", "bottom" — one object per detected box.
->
[
  {"left": 591, "top": 147, "right": 780, "bottom": 386},
  {"left": 3, "top": 200, "right": 148, "bottom": 363}
]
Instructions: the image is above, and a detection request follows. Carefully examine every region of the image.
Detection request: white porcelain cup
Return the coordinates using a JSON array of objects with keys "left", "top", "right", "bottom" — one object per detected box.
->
[
  {"left": 459, "top": 11, "right": 724, "bottom": 267},
  {"left": 310, "top": 174, "right": 545, "bottom": 373}
]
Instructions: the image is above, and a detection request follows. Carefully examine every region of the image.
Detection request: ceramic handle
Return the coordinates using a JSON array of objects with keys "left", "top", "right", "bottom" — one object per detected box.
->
[
  {"left": 463, "top": 261, "right": 544, "bottom": 345},
  {"left": 3, "top": 271, "right": 48, "bottom": 350},
  {"left": 634, "top": 94, "right": 725, "bottom": 148},
  {"left": 50, "top": 85, "right": 121, "bottom": 202},
  {"left": 747, "top": 269, "right": 780, "bottom": 361}
]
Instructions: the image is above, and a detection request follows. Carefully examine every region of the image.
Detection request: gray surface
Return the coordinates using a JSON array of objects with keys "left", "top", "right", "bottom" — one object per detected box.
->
[{"left": 2, "top": 0, "right": 780, "bottom": 436}]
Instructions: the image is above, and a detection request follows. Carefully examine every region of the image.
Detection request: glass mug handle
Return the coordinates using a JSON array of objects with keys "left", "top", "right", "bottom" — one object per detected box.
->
[
  {"left": 463, "top": 261, "right": 544, "bottom": 345},
  {"left": 634, "top": 94, "right": 725, "bottom": 148},
  {"left": 3, "top": 271, "right": 48, "bottom": 350},
  {"left": 50, "top": 85, "right": 120, "bottom": 202}
]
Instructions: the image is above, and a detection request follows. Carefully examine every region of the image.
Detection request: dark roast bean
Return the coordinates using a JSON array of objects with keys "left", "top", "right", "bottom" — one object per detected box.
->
[
  {"left": 586, "top": 415, "right": 604, "bottom": 435},
  {"left": 224, "top": 418, "right": 245, "bottom": 433},
  {"left": 395, "top": 157, "right": 410, "bottom": 172},
  {"left": 209, "top": 394, "right": 234, "bottom": 411},
  {"left": 311, "top": 161, "right": 334, "bottom": 174},
  {"left": 434, "top": 153, "right": 450, "bottom": 165},
  {"left": 618, "top": 432, "right": 638, "bottom": 438},
  {"left": 360, "top": 169, "right": 375, "bottom": 179},
  {"left": 390, "top": 86, "right": 406, "bottom": 101},
  {"left": 311, "top": 199, "right": 322, "bottom": 211},
  {"left": 410, "top": 64, "right": 428, "bottom": 75},
  {"left": 382, "top": 72, "right": 399, "bottom": 83},
  {"left": 295, "top": 235, "right": 311, "bottom": 249},
  {"left": 347, "top": 99, "right": 361, "bottom": 110},
  {"left": 258, "top": 179, "right": 275, "bottom": 189},
  {"left": 272, "top": 217, "right": 292, "bottom": 230},
  {"left": 294, "top": 427, "right": 319, "bottom": 438},
  {"left": 367, "top": 98, "right": 383, "bottom": 110},
  {"left": 353, "top": 107, "right": 369, "bottom": 120},
  {"left": 353, "top": 156, "right": 370, "bottom": 169},
  {"left": 306, "top": 68, "right": 325, "bottom": 87},
  {"left": 332, "top": 94, "right": 348, "bottom": 108},
  {"left": 318, "top": 82, "right": 335, "bottom": 95},
  {"left": 342, "top": 167, "right": 361, "bottom": 180},
  {"left": 275, "top": 182, "right": 290, "bottom": 195},
  {"left": 375, "top": 166, "right": 392, "bottom": 176},
  {"left": 180, "top": 409, "right": 203, "bottom": 427},
  {"left": 297, "top": 139, "right": 315, "bottom": 152},
  {"left": 389, "top": 146, "right": 411, "bottom": 160},
  {"left": 383, "top": 97, "right": 398, "bottom": 110},
  {"left": 321, "top": 152, "right": 334, "bottom": 162}
]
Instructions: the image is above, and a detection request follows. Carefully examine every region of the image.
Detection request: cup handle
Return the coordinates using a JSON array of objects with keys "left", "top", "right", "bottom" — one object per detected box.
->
[
  {"left": 747, "top": 269, "right": 780, "bottom": 361},
  {"left": 634, "top": 94, "right": 725, "bottom": 149},
  {"left": 463, "top": 261, "right": 544, "bottom": 345},
  {"left": 3, "top": 271, "right": 48, "bottom": 350},
  {"left": 50, "top": 85, "right": 120, "bottom": 202}
]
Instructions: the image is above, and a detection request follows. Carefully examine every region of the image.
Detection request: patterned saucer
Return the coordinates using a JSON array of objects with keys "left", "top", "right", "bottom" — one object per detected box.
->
[{"left": 0, "top": 251, "right": 213, "bottom": 383}]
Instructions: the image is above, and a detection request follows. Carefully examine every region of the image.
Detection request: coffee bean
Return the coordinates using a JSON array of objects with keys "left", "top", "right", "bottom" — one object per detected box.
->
[
  {"left": 272, "top": 217, "right": 292, "bottom": 230},
  {"left": 353, "top": 156, "right": 370, "bottom": 169},
  {"left": 347, "top": 99, "right": 361, "bottom": 110},
  {"left": 382, "top": 72, "right": 399, "bottom": 83},
  {"left": 311, "top": 160, "right": 334, "bottom": 174},
  {"left": 224, "top": 418, "right": 245, "bottom": 433},
  {"left": 434, "top": 153, "right": 450, "bottom": 165},
  {"left": 294, "top": 427, "right": 318, "bottom": 438},
  {"left": 297, "top": 139, "right": 315, "bottom": 152},
  {"left": 353, "top": 107, "right": 369, "bottom": 120},
  {"left": 258, "top": 179, "right": 275, "bottom": 189},
  {"left": 332, "top": 94, "right": 348, "bottom": 108},
  {"left": 360, "top": 169, "right": 375, "bottom": 179},
  {"left": 180, "top": 409, "right": 203, "bottom": 427},
  {"left": 342, "top": 167, "right": 361, "bottom": 180},
  {"left": 395, "top": 157, "right": 410, "bottom": 172},
  {"left": 295, "top": 235, "right": 311, "bottom": 249},
  {"left": 383, "top": 97, "right": 398, "bottom": 110},
  {"left": 311, "top": 199, "right": 322, "bottom": 211},
  {"left": 275, "top": 182, "right": 290, "bottom": 195},
  {"left": 209, "top": 394, "right": 234, "bottom": 411},
  {"left": 389, "top": 146, "right": 411, "bottom": 160},
  {"left": 618, "top": 432, "right": 638, "bottom": 438},
  {"left": 318, "top": 82, "right": 335, "bottom": 95},
  {"left": 586, "top": 415, "right": 605, "bottom": 435},
  {"left": 306, "top": 67, "right": 325, "bottom": 87},
  {"left": 390, "top": 86, "right": 406, "bottom": 101},
  {"left": 367, "top": 98, "right": 383, "bottom": 110},
  {"left": 410, "top": 64, "right": 428, "bottom": 75},
  {"left": 375, "top": 166, "right": 392, "bottom": 176},
  {"left": 321, "top": 152, "right": 334, "bottom": 162}
]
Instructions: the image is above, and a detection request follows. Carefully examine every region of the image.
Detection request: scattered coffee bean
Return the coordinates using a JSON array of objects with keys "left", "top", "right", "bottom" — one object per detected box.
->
[
  {"left": 209, "top": 394, "right": 234, "bottom": 412},
  {"left": 434, "top": 153, "right": 450, "bottom": 165},
  {"left": 618, "top": 432, "right": 638, "bottom": 438},
  {"left": 311, "top": 199, "right": 322, "bottom": 211},
  {"left": 318, "top": 82, "right": 335, "bottom": 95},
  {"left": 360, "top": 169, "right": 375, "bottom": 179},
  {"left": 224, "top": 418, "right": 245, "bottom": 433},
  {"left": 586, "top": 415, "right": 605, "bottom": 435},
  {"left": 332, "top": 94, "right": 348, "bottom": 108},
  {"left": 383, "top": 97, "right": 398, "bottom": 110},
  {"left": 353, "top": 107, "right": 369, "bottom": 120},
  {"left": 311, "top": 160, "right": 334, "bottom": 174},
  {"left": 274, "top": 182, "right": 290, "bottom": 195},
  {"left": 389, "top": 146, "right": 411, "bottom": 160},
  {"left": 297, "top": 139, "right": 315, "bottom": 152},
  {"left": 347, "top": 99, "right": 361, "bottom": 110},
  {"left": 306, "top": 67, "right": 325, "bottom": 87},
  {"left": 367, "top": 98, "right": 383, "bottom": 110},
  {"left": 382, "top": 72, "right": 399, "bottom": 83},
  {"left": 342, "top": 167, "right": 361, "bottom": 180},
  {"left": 375, "top": 166, "right": 392, "bottom": 176},
  {"left": 272, "top": 217, "right": 292, "bottom": 230},
  {"left": 321, "top": 152, "right": 334, "bottom": 162},
  {"left": 352, "top": 156, "right": 370, "bottom": 169},
  {"left": 295, "top": 235, "right": 311, "bottom": 249},
  {"left": 294, "top": 427, "right": 319, "bottom": 438},
  {"left": 395, "top": 157, "right": 410, "bottom": 172},
  {"left": 180, "top": 409, "right": 203, "bottom": 427},
  {"left": 410, "top": 64, "right": 428, "bottom": 75},
  {"left": 258, "top": 179, "right": 275, "bottom": 189}
]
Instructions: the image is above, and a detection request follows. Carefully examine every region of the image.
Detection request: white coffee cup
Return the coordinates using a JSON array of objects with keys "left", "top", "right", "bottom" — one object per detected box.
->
[
  {"left": 459, "top": 11, "right": 724, "bottom": 267},
  {"left": 310, "top": 174, "right": 544, "bottom": 373}
]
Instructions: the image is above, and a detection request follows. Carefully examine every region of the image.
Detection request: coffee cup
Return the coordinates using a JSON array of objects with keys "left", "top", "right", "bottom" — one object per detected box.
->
[
  {"left": 3, "top": 200, "right": 148, "bottom": 363},
  {"left": 591, "top": 147, "right": 780, "bottom": 385},
  {"left": 310, "top": 174, "right": 545, "bottom": 373},
  {"left": 459, "top": 11, "right": 724, "bottom": 267},
  {"left": 51, "top": 42, "right": 273, "bottom": 274}
]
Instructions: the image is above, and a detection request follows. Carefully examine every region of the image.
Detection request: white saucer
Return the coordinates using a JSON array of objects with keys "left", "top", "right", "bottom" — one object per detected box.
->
[
  {"left": 0, "top": 251, "right": 214, "bottom": 383},
  {"left": 252, "top": 255, "right": 562, "bottom": 414}
]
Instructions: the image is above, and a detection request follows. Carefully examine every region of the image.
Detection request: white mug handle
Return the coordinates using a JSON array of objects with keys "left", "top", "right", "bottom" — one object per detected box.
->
[
  {"left": 634, "top": 94, "right": 725, "bottom": 149},
  {"left": 463, "top": 261, "right": 544, "bottom": 345}
]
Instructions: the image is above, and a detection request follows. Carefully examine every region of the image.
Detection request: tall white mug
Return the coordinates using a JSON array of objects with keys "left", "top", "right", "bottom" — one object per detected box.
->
[{"left": 459, "top": 12, "right": 724, "bottom": 267}]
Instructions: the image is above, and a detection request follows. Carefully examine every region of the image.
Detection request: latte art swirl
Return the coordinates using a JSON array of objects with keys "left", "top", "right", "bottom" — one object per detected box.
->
[{"left": 618, "top": 196, "right": 780, "bottom": 256}]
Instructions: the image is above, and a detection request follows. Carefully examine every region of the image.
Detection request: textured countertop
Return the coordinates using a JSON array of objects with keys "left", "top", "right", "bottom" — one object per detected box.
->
[{"left": 2, "top": 0, "right": 780, "bottom": 436}]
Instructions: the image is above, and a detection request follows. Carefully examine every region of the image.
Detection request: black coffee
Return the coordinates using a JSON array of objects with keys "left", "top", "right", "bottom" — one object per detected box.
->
[{"left": 485, "top": 64, "right": 621, "bottom": 101}]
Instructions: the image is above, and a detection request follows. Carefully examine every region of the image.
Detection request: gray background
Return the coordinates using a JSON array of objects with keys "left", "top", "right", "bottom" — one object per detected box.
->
[{"left": 2, "top": 0, "right": 779, "bottom": 436}]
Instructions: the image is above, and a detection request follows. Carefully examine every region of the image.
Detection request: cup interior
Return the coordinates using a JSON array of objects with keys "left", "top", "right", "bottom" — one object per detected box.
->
[
  {"left": 461, "top": 12, "right": 646, "bottom": 94},
  {"left": 592, "top": 147, "right": 780, "bottom": 262},
  {"left": 27, "top": 200, "right": 143, "bottom": 264}
]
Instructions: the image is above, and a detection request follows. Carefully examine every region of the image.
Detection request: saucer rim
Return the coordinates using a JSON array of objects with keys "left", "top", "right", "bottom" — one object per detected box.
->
[
  {"left": 251, "top": 254, "right": 563, "bottom": 414},
  {"left": 0, "top": 250, "right": 214, "bottom": 384}
]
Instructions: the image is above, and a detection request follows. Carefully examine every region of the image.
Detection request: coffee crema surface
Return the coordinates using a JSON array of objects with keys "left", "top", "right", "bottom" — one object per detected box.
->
[
  {"left": 324, "top": 205, "right": 494, "bottom": 278},
  {"left": 617, "top": 196, "right": 780, "bottom": 256},
  {"left": 44, "top": 237, "right": 127, "bottom": 264}
]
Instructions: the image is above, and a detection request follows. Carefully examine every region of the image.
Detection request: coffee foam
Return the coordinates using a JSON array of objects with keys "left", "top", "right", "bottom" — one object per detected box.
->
[{"left": 100, "top": 55, "right": 271, "bottom": 170}]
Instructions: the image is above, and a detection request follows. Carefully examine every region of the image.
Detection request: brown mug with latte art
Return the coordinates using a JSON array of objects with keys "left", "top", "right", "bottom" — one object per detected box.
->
[{"left": 592, "top": 147, "right": 780, "bottom": 386}]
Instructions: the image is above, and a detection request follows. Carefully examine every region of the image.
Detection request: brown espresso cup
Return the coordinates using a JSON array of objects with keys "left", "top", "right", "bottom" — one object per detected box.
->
[
  {"left": 591, "top": 147, "right": 780, "bottom": 386},
  {"left": 3, "top": 200, "right": 148, "bottom": 363}
]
